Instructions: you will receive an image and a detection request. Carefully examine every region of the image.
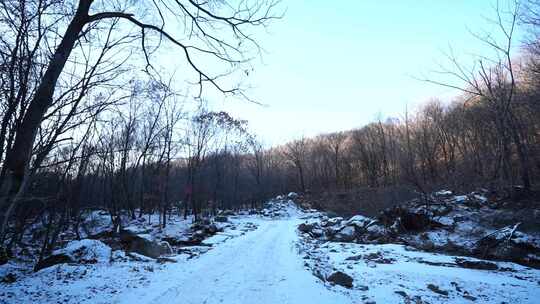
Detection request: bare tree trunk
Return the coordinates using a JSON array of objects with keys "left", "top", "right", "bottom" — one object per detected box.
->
[
  {"left": 0, "top": 0, "right": 92, "bottom": 241},
  {"left": 508, "top": 113, "right": 532, "bottom": 189}
]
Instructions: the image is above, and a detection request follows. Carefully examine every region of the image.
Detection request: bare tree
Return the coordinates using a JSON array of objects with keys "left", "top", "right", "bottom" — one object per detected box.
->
[
  {"left": 0, "top": 0, "right": 278, "bottom": 240},
  {"left": 325, "top": 132, "right": 346, "bottom": 189},
  {"left": 424, "top": 1, "right": 531, "bottom": 189},
  {"left": 283, "top": 137, "right": 308, "bottom": 193}
]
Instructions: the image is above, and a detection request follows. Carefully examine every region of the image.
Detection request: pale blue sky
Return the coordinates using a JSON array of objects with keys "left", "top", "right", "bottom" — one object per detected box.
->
[{"left": 205, "top": 0, "right": 524, "bottom": 145}]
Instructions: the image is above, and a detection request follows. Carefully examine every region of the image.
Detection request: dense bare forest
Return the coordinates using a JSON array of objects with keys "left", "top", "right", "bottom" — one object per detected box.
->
[{"left": 1, "top": 1, "right": 540, "bottom": 303}]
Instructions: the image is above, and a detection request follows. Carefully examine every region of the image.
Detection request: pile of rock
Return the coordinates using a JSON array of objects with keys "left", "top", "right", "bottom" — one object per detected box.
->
[
  {"left": 163, "top": 219, "right": 224, "bottom": 247},
  {"left": 189, "top": 219, "right": 222, "bottom": 243},
  {"left": 298, "top": 215, "right": 389, "bottom": 244},
  {"left": 298, "top": 189, "right": 540, "bottom": 268},
  {"left": 261, "top": 199, "right": 299, "bottom": 218},
  {"left": 119, "top": 229, "right": 172, "bottom": 259}
]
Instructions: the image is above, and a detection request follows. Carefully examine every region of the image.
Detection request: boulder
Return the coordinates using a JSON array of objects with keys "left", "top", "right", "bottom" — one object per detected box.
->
[
  {"left": 323, "top": 226, "right": 339, "bottom": 239},
  {"left": 344, "top": 215, "right": 375, "bottom": 229},
  {"left": 327, "top": 271, "right": 354, "bottom": 288},
  {"left": 321, "top": 217, "right": 343, "bottom": 227},
  {"left": 309, "top": 228, "right": 324, "bottom": 238},
  {"left": 192, "top": 230, "right": 207, "bottom": 241},
  {"left": 287, "top": 192, "right": 299, "bottom": 199},
  {"left": 364, "top": 224, "right": 387, "bottom": 239},
  {"left": 120, "top": 230, "right": 171, "bottom": 258},
  {"left": 207, "top": 224, "right": 219, "bottom": 234},
  {"left": 381, "top": 206, "right": 443, "bottom": 233},
  {"left": 298, "top": 223, "right": 314, "bottom": 233},
  {"left": 159, "top": 241, "right": 173, "bottom": 255},
  {"left": 297, "top": 222, "right": 325, "bottom": 238},
  {"left": 332, "top": 226, "right": 356, "bottom": 242},
  {"left": 191, "top": 221, "right": 221, "bottom": 236}
]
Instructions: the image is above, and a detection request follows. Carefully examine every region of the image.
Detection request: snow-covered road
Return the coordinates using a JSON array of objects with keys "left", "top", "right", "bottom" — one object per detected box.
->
[
  {"left": 117, "top": 219, "right": 352, "bottom": 304},
  {"left": 5, "top": 204, "right": 538, "bottom": 304}
]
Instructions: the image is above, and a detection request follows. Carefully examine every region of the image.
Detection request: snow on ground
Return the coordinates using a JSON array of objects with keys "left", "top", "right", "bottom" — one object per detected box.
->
[
  {"left": 2, "top": 198, "right": 539, "bottom": 304},
  {"left": 118, "top": 219, "right": 352, "bottom": 304},
  {"left": 300, "top": 239, "right": 540, "bottom": 303},
  {"left": 1, "top": 207, "right": 353, "bottom": 304}
]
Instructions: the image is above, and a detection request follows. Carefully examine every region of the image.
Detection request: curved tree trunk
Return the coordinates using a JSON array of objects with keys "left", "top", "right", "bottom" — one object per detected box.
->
[{"left": 0, "top": 0, "right": 92, "bottom": 241}]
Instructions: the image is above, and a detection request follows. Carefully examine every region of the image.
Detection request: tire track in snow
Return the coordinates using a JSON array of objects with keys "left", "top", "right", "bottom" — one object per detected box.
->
[{"left": 118, "top": 219, "right": 353, "bottom": 304}]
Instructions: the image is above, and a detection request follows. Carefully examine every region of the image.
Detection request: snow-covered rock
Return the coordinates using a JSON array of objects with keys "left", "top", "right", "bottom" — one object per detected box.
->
[
  {"left": 120, "top": 230, "right": 172, "bottom": 258},
  {"left": 301, "top": 241, "right": 540, "bottom": 303},
  {"left": 326, "top": 271, "right": 354, "bottom": 288},
  {"left": 333, "top": 226, "right": 355, "bottom": 242},
  {"left": 261, "top": 199, "right": 302, "bottom": 218},
  {"left": 287, "top": 192, "right": 299, "bottom": 199},
  {"left": 54, "top": 239, "right": 112, "bottom": 264},
  {"left": 297, "top": 188, "right": 540, "bottom": 269},
  {"left": 453, "top": 195, "right": 468, "bottom": 203},
  {"left": 343, "top": 215, "right": 376, "bottom": 228},
  {"left": 473, "top": 194, "right": 488, "bottom": 202},
  {"left": 34, "top": 239, "right": 112, "bottom": 271},
  {"left": 321, "top": 217, "right": 343, "bottom": 227}
]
